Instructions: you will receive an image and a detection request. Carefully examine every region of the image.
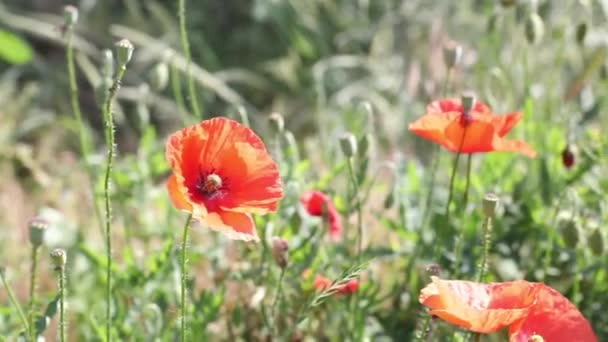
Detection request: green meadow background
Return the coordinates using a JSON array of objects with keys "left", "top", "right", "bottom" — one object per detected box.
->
[{"left": 0, "top": 0, "right": 606, "bottom": 341}]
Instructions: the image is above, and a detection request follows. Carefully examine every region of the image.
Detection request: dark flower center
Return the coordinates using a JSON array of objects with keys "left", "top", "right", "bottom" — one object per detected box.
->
[{"left": 196, "top": 173, "right": 224, "bottom": 197}]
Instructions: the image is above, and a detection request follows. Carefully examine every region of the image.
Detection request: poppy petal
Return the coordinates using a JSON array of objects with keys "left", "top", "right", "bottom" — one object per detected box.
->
[
  {"left": 202, "top": 210, "right": 259, "bottom": 242},
  {"left": 492, "top": 112, "right": 523, "bottom": 137},
  {"left": 444, "top": 118, "right": 497, "bottom": 154},
  {"left": 408, "top": 112, "right": 460, "bottom": 151},
  {"left": 427, "top": 98, "right": 492, "bottom": 116},
  {"left": 419, "top": 277, "right": 533, "bottom": 333},
  {"left": 167, "top": 174, "right": 193, "bottom": 212},
  {"left": 508, "top": 285, "right": 597, "bottom": 342},
  {"left": 492, "top": 137, "right": 537, "bottom": 158}
]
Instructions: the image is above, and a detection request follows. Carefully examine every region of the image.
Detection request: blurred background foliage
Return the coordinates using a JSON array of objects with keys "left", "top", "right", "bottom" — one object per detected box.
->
[{"left": 0, "top": 0, "right": 607, "bottom": 340}]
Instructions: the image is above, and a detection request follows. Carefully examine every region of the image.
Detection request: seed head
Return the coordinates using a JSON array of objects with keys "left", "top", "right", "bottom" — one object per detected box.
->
[
  {"left": 268, "top": 112, "right": 285, "bottom": 134},
  {"left": 528, "top": 334, "right": 544, "bottom": 342},
  {"left": 482, "top": 193, "right": 500, "bottom": 217},
  {"left": 50, "top": 248, "right": 67, "bottom": 270},
  {"left": 115, "top": 39, "right": 134, "bottom": 66},
  {"left": 28, "top": 216, "right": 49, "bottom": 248},
  {"left": 63, "top": 5, "right": 79, "bottom": 27},
  {"left": 442, "top": 41, "right": 463, "bottom": 69}
]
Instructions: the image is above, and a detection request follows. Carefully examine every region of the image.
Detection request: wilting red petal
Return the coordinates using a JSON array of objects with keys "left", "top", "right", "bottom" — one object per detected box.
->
[
  {"left": 165, "top": 117, "right": 283, "bottom": 241},
  {"left": 419, "top": 277, "right": 534, "bottom": 333},
  {"left": 508, "top": 285, "right": 597, "bottom": 342}
]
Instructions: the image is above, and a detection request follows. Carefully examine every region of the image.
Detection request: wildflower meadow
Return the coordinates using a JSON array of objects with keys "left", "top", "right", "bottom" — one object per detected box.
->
[{"left": 1, "top": 1, "right": 607, "bottom": 341}]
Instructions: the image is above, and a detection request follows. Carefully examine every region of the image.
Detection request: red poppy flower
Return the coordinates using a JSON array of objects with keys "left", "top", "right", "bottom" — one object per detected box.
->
[
  {"left": 409, "top": 98, "right": 536, "bottom": 157},
  {"left": 419, "top": 277, "right": 597, "bottom": 342},
  {"left": 166, "top": 117, "right": 283, "bottom": 242},
  {"left": 311, "top": 273, "right": 359, "bottom": 295},
  {"left": 561, "top": 146, "right": 575, "bottom": 169},
  {"left": 300, "top": 190, "right": 342, "bottom": 240}
]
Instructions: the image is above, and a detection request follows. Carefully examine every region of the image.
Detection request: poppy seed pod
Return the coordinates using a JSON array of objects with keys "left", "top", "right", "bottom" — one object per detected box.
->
[
  {"left": 425, "top": 264, "right": 442, "bottom": 277},
  {"left": 528, "top": 334, "right": 545, "bottom": 342},
  {"left": 339, "top": 132, "right": 357, "bottom": 158},
  {"left": 115, "top": 39, "right": 134, "bottom": 66},
  {"left": 63, "top": 5, "right": 78, "bottom": 27},
  {"left": 271, "top": 236, "right": 289, "bottom": 269},
  {"left": 50, "top": 249, "right": 67, "bottom": 270},
  {"left": 268, "top": 112, "right": 285, "bottom": 134},
  {"left": 460, "top": 92, "right": 476, "bottom": 116},
  {"left": 559, "top": 219, "right": 579, "bottom": 249},
  {"left": 28, "top": 217, "right": 49, "bottom": 248},
  {"left": 443, "top": 41, "right": 463, "bottom": 69},
  {"left": 150, "top": 62, "right": 169, "bottom": 91},
  {"left": 525, "top": 13, "right": 545, "bottom": 45},
  {"left": 588, "top": 229, "right": 604, "bottom": 256},
  {"left": 482, "top": 193, "right": 499, "bottom": 217}
]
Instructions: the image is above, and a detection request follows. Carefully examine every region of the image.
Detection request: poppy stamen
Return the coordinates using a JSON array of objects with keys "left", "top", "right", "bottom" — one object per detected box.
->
[{"left": 197, "top": 173, "right": 223, "bottom": 197}]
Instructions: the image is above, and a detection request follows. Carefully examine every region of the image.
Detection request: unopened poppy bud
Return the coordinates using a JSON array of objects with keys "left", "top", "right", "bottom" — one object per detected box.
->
[
  {"left": 28, "top": 217, "right": 48, "bottom": 247},
  {"left": 482, "top": 193, "right": 499, "bottom": 217},
  {"left": 425, "top": 264, "right": 442, "bottom": 277},
  {"left": 576, "top": 22, "right": 587, "bottom": 45},
  {"left": 559, "top": 219, "right": 579, "bottom": 248},
  {"left": 150, "top": 62, "right": 169, "bottom": 91},
  {"left": 525, "top": 13, "right": 544, "bottom": 45},
  {"left": 383, "top": 190, "right": 395, "bottom": 209},
  {"left": 115, "top": 39, "right": 134, "bottom": 67},
  {"left": 562, "top": 146, "right": 575, "bottom": 169},
  {"left": 63, "top": 5, "right": 78, "bottom": 27},
  {"left": 460, "top": 92, "right": 476, "bottom": 116},
  {"left": 442, "top": 41, "right": 463, "bottom": 69},
  {"left": 588, "top": 229, "right": 604, "bottom": 256},
  {"left": 50, "top": 248, "right": 67, "bottom": 270},
  {"left": 528, "top": 335, "right": 544, "bottom": 342},
  {"left": 271, "top": 237, "right": 289, "bottom": 269},
  {"left": 268, "top": 112, "right": 285, "bottom": 134},
  {"left": 339, "top": 132, "right": 357, "bottom": 158}
]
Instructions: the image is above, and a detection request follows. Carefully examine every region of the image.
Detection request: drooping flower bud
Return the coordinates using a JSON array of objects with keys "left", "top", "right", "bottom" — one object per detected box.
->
[
  {"left": 268, "top": 112, "right": 285, "bottom": 134},
  {"left": 559, "top": 219, "right": 579, "bottom": 249},
  {"left": 525, "top": 13, "right": 545, "bottom": 45},
  {"left": 115, "top": 39, "right": 134, "bottom": 67},
  {"left": 482, "top": 193, "right": 499, "bottom": 217},
  {"left": 442, "top": 41, "right": 463, "bottom": 69},
  {"left": 561, "top": 146, "right": 575, "bottom": 169},
  {"left": 50, "top": 248, "right": 67, "bottom": 270},
  {"left": 271, "top": 237, "right": 289, "bottom": 269},
  {"left": 63, "top": 5, "right": 79, "bottom": 28},
  {"left": 588, "top": 229, "right": 604, "bottom": 256},
  {"left": 339, "top": 132, "right": 357, "bottom": 158},
  {"left": 28, "top": 217, "right": 48, "bottom": 248},
  {"left": 150, "top": 62, "right": 169, "bottom": 91}
]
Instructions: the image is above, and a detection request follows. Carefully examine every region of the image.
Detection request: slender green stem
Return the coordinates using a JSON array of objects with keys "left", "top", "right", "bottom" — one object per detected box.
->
[
  {"left": 453, "top": 154, "right": 473, "bottom": 275},
  {"left": 462, "top": 154, "right": 473, "bottom": 207},
  {"left": 178, "top": 0, "right": 202, "bottom": 118},
  {"left": 180, "top": 214, "right": 193, "bottom": 342},
  {"left": 476, "top": 216, "right": 493, "bottom": 282},
  {"left": 28, "top": 246, "right": 39, "bottom": 341},
  {"left": 0, "top": 269, "right": 30, "bottom": 336},
  {"left": 270, "top": 268, "right": 286, "bottom": 336},
  {"left": 56, "top": 266, "right": 66, "bottom": 342},
  {"left": 103, "top": 64, "right": 127, "bottom": 342},
  {"left": 444, "top": 151, "right": 463, "bottom": 219},
  {"left": 346, "top": 158, "right": 363, "bottom": 263},
  {"left": 170, "top": 63, "right": 187, "bottom": 124}
]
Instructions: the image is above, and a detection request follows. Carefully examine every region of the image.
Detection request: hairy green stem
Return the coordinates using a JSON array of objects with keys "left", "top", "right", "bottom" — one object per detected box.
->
[
  {"left": 270, "top": 267, "right": 286, "bottom": 336},
  {"left": 28, "top": 246, "right": 39, "bottom": 341},
  {"left": 178, "top": 0, "right": 202, "bottom": 118},
  {"left": 56, "top": 265, "right": 66, "bottom": 342},
  {"left": 346, "top": 157, "right": 363, "bottom": 340},
  {"left": 476, "top": 215, "right": 493, "bottom": 282},
  {"left": 180, "top": 214, "right": 193, "bottom": 342},
  {"left": 0, "top": 269, "right": 29, "bottom": 336},
  {"left": 103, "top": 64, "right": 127, "bottom": 342}
]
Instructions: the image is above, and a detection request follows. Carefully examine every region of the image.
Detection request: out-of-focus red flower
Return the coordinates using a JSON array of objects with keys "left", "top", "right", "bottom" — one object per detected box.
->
[
  {"left": 337, "top": 279, "right": 359, "bottom": 295},
  {"left": 562, "top": 146, "right": 575, "bottom": 169},
  {"left": 300, "top": 190, "right": 342, "bottom": 240},
  {"left": 165, "top": 117, "right": 283, "bottom": 242},
  {"left": 419, "top": 276, "right": 597, "bottom": 342},
  {"left": 310, "top": 273, "right": 359, "bottom": 295},
  {"left": 313, "top": 274, "right": 332, "bottom": 291},
  {"left": 409, "top": 98, "right": 536, "bottom": 157}
]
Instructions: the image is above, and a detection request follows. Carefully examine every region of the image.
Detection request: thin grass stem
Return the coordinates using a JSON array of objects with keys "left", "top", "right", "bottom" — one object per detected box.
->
[
  {"left": 0, "top": 268, "right": 29, "bottom": 336},
  {"left": 180, "top": 214, "right": 193, "bottom": 342},
  {"left": 28, "top": 246, "right": 39, "bottom": 341},
  {"left": 178, "top": 0, "right": 202, "bottom": 119}
]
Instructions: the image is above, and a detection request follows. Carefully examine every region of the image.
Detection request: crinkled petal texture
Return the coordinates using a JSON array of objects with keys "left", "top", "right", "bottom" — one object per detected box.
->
[
  {"left": 420, "top": 277, "right": 597, "bottom": 341},
  {"left": 166, "top": 117, "right": 283, "bottom": 242},
  {"left": 419, "top": 277, "right": 534, "bottom": 333},
  {"left": 409, "top": 110, "right": 536, "bottom": 158},
  {"left": 508, "top": 284, "right": 597, "bottom": 342}
]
